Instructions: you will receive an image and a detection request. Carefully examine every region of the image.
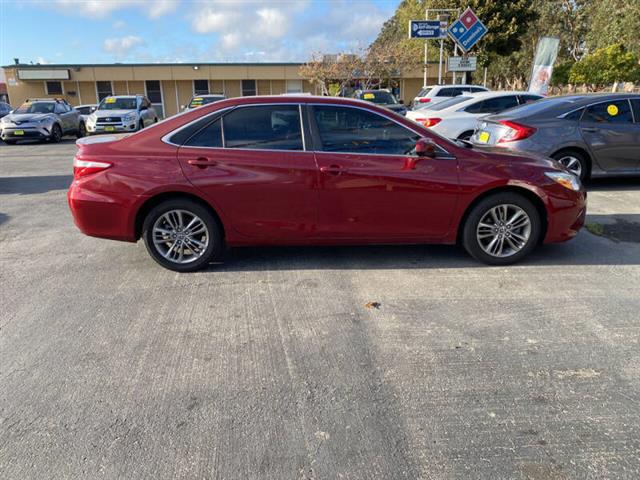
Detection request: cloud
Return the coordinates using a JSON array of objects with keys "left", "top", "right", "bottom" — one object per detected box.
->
[
  {"left": 103, "top": 35, "right": 146, "bottom": 58},
  {"left": 54, "top": 0, "right": 178, "bottom": 19}
]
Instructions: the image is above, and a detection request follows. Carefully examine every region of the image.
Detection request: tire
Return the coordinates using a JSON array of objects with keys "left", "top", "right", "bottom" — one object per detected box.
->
[
  {"left": 77, "top": 122, "right": 86, "bottom": 139},
  {"left": 138, "top": 120, "right": 144, "bottom": 131},
  {"left": 50, "top": 124, "right": 62, "bottom": 143},
  {"left": 142, "top": 199, "right": 223, "bottom": 272},
  {"left": 457, "top": 130, "right": 474, "bottom": 141},
  {"left": 154, "top": 118, "right": 158, "bottom": 123},
  {"left": 3, "top": 139, "right": 17, "bottom": 145},
  {"left": 462, "top": 192, "right": 542, "bottom": 265},
  {"left": 551, "top": 149, "right": 588, "bottom": 181}
]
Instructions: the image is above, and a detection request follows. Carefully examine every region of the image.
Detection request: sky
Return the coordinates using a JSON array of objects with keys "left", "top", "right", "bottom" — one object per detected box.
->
[{"left": 0, "top": 0, "right": 400, "bottom": 66}]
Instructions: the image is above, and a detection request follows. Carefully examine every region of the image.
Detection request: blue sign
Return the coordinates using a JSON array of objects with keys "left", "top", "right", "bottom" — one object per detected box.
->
[
  {"left": 448, "top": 8, "right": 488, "bottom": 53},
  {"left": 409, "top": 20, "right": 445, "bottom": 39}
]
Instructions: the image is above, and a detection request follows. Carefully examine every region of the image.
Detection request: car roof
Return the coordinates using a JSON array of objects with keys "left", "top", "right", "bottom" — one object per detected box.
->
[{"left": 463, "top": 90, "right": 538, "bottom": 99}]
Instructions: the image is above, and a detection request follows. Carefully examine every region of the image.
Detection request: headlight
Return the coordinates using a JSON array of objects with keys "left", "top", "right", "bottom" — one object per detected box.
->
[
  {"left": 545, "top": 171, "right": 581, "bottom": 191},
  {"left": 35, "top": 117, "right": 50, "bottom": 124},
  {"left": 1, "top": 117, "right": 10, "bottom": 124},
  {"left": 124, "top": 113, "right": 137, "bottom": 122}
]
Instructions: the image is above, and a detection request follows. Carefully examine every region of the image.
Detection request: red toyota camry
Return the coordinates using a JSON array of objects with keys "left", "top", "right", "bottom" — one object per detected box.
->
[{"left": 68, "top": 95, "right": 586, "bottom": 272}]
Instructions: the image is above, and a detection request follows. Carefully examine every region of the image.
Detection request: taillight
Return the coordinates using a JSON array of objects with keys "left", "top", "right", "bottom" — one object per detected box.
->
[
  {"left": 418, "top": 98, "right": 431, "bottom": 103},
  {"left": 497, "top": 120, "right": 537, "bottom": 143},
  {"left": 419, "top": 118, "right": 441, "bottom": 127},
  {"left": 73, "top": 158, "right": 112, "bottom": 179}
]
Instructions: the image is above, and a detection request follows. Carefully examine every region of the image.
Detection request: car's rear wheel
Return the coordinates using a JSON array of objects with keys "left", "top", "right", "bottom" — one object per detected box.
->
[
  {"left": 462, "top": 192, "right": 542, "bottom": 265},
  {"left": 77, "top": 122, "right": 86, "bottom": 138},
  {"left": 142, "top": 199, "right": 223, "bottom": 272},
  {"left": 50, "top": 124, "right": 62, "bottom": 143},
  {"left": 552, "top": 149, "right": 588, "bottom": 181},
  {"left": 3, "top": 139, "right": 17, "bottom": 145}
]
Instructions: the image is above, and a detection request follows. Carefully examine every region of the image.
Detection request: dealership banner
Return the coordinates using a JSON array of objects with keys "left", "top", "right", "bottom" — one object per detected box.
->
[{"left": 528, "top": 37, "right": 560, "bottom": 96}]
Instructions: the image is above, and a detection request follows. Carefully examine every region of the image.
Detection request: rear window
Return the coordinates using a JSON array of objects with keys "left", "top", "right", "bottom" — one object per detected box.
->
[{"left": 424, "top": 96, "right": 470, "bottom": 111}]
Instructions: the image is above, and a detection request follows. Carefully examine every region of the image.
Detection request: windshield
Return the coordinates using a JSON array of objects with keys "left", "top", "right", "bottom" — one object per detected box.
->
[
  {"left": 417, "top": 96, "right": 470, "bottom": 111},
  {"left": 360, "top": 91, "right": 397, "bottom": 105},
  {"left": 14, "top": 102, "right": 55, "bottom": 114},
  {"left": 99, "top": 97, "right": 137, "bottom": 110},
  {"left": 188, "top": 96, "right": 223, "bottom": 108}
]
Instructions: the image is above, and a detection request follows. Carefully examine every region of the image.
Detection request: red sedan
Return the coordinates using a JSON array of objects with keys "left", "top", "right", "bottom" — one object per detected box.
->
[{"left": 68, "top": 95, "right": 586, "bottom": 272}]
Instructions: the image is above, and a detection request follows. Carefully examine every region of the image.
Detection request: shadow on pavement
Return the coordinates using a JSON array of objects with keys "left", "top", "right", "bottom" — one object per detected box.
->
[
  {"left": 586, "top": 177, "right": 640, "bottom": 192},
  {"left": 0, "top": 175, "right": 73, "bottom": 195},
  {"left": 0, "top": 212, "right": 8, "bottom": 226}
]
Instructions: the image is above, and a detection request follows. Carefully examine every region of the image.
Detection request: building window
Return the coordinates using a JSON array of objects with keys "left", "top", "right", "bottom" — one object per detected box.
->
[
  {"left": 193, "top": 80, "right": 209, "bottom": 95},
  {"left": 241, "top": 80, "right": 257, "bottom": 96},
  {"left": 286, "top": 80, "right": 303, "bottom": 94},
  {"left": 46, "top": 81, "right": 63, "bottom": 95},
  {"left": 96, "top": 81, "right": 112, "bottom": 101},
  {"left": 145, "top": 80, "right": 164, "bottom": 118}
]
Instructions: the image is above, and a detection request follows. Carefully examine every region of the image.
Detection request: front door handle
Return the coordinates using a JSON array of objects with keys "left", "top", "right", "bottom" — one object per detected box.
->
[
  {"left": 320, "top": 164, "right": 348, "bottom": 175},
  {"left": 582, "top": 127, "right": 597, "bottom": 133},
  {"left": 188, "top": 157, "right": 218, "bottom": 168}
]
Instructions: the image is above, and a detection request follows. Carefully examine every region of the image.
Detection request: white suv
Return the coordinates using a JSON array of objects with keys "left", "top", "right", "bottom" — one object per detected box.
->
[
  {"left": 411, "top": 85, "right": 489, "bottom": 109},
  {"left": 86, "top": 95, "right": 157, "bottom": 134}
]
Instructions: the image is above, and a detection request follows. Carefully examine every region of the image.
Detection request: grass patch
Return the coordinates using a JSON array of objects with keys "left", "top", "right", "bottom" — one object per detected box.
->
[{"left": 585, "top": 222, "right": 605, "bottom": 236}]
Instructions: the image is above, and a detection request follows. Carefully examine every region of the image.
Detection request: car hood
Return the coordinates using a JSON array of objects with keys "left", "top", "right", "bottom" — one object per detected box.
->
[
  {"left": 93, "top": 109, "right": 136, "bottom": 117},
  {"left": 5, "top": 113, "right": 53, "bottom": 123}
]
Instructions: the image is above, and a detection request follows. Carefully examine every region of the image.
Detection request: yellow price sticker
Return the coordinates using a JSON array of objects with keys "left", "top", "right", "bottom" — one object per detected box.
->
[
  {"left": 105, "top": 97, "right": 116, "bottom": 103},
  {"left": 607, "top": 104, "right": 618, "bottom": 116},
  {"left": 363, "top": 93, "right": 375, "bottom": 100}
]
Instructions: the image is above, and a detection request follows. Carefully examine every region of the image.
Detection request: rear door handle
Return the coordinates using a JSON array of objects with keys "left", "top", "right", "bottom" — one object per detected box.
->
[
  {"left": 320, "top": 164, "right": 348, "bottom": 175},
  {"left": 582, "top": 127, "right": 597, "bottom": 133},
  {"left": 188, "top": 157, "right": 218, "bottom": 168}
]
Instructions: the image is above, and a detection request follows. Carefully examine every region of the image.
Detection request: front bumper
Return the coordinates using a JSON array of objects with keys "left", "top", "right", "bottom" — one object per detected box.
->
[
  {"left": 543, "top": 187, "right": 587, "bottom": 243},
  {"left": 87, "top": 121, "right": 137, "bottom": 134},
  {"left": 1, "top": 125, "right": 52, "bottom": 140}
]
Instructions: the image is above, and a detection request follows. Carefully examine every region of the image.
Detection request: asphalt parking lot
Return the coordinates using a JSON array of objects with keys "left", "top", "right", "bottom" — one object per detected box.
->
[{"left": 1, "top": 140, "right": 640, "bottom": 479}]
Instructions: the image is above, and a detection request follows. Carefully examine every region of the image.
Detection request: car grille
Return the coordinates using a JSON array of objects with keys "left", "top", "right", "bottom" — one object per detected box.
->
[{"left": 96, "top": 117, "right": 122, "bottom": 124}]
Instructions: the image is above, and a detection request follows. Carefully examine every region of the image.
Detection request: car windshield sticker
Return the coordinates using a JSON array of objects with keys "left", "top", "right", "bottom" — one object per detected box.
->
[
  {"left": 363, "top": 93, "right": 375, "bottom": 100},
  {"left": 191, "top": 98, "right": 204, "bottom": 106},
  {"left": 607, "top": 104, "right": 618, "bottom": 116},
  {"left": 105, "top": 97, "right": 116, "bottom": 104}
]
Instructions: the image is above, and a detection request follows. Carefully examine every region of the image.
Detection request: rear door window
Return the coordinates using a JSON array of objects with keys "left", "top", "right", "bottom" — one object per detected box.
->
[
  {"left": 437, "top": 88, "right": 456, "bottom": 97},
  {"left": 184, "top": 119, "right": 223, "bottom": 147},
  {"left": 222, "top": 105, "right": 303, "bottom": 150},
  {"left": 582, "top": 100, "right": 633, "bottom": 124}
]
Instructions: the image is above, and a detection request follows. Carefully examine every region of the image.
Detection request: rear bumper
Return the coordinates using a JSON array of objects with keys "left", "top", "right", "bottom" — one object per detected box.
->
[{"left": 68, "top": 182, "right": 141, "bottom": 242}]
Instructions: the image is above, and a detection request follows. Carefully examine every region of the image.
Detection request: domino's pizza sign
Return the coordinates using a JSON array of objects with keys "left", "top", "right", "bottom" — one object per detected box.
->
[{"left": 448, "top": 7, "right": 488, "bottom": 53}]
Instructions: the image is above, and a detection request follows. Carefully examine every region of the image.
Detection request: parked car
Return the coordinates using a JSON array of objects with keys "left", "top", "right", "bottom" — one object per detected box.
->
[
  {"left": 0, "top": 101, "right": 12, "bottom": 119},
  {"left": 0, "top": 98, "right": 84, "bottom": 144},
  {"left": 68, "top": 95, "right": 586, "bottom": 272},
  {"left": 86, "top": 95, "right": 157, "bottom": 134},
  {"left": 352, "top": 89, "right": 407, "bottom": 116},
  {"left": 411, "top": 84, "right": 489, "bottom": 109},
  {"left": 183, "top": 94, "right": 226, "bottom": 111},
  {"left": 471, "top": 94, "right": 640, "bottom": 180},
  {"left": 75, "top": 104, "right": 97, "bottom": 121},
  {"left": 407, "top": 91, "right": 543, "bottom": 140}
]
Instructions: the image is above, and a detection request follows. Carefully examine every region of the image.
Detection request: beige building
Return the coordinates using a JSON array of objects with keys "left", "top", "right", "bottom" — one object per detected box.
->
[{"left": 2, "top": 62, "right": 432, "bottom": 117}]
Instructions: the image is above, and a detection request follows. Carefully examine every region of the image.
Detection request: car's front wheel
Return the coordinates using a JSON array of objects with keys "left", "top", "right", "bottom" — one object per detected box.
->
[
  {"left": 462, "top": 192, "right": 542, "bottom": 265},
  {"left": 142, "top": 199, "right": 223, "bottom": 272}
]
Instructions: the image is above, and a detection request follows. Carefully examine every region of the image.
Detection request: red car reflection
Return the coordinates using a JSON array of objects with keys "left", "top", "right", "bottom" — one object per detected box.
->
[{"left": 68, "top": 95, "right": 586, "bottom": 271}]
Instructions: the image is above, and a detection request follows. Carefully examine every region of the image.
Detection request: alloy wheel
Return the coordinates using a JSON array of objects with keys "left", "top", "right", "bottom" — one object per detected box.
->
[
  {"left": 476, "top": 204, "right": 532, "bottom": 258},
  {"left": 152, "top": 209, "right": 210, "bottom": 264},
  {"left": 557, "top": 155, "right": 582, "bottom": 178}
]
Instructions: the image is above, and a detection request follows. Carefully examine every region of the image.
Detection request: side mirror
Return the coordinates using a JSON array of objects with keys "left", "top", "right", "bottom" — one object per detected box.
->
[
  {"left": 415, "top": 137, "right": 437, "bottom": 158},
  {"left": 180, "top": 105, "right": 186, "bottom": 110},
  {"left": 399, "top": 99, "right": 404, "bottom": 104}
]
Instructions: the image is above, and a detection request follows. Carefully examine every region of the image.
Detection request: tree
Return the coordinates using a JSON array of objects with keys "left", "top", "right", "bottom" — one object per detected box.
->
[
  {"left": 299, "top": 53, "right": 366, "bottom": 95},
  {"left": 569, "top": 43, "right": 640, "bottom": 89},
  {"left": 584, "top": 0, "right": 640, "bottom": 54}
]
